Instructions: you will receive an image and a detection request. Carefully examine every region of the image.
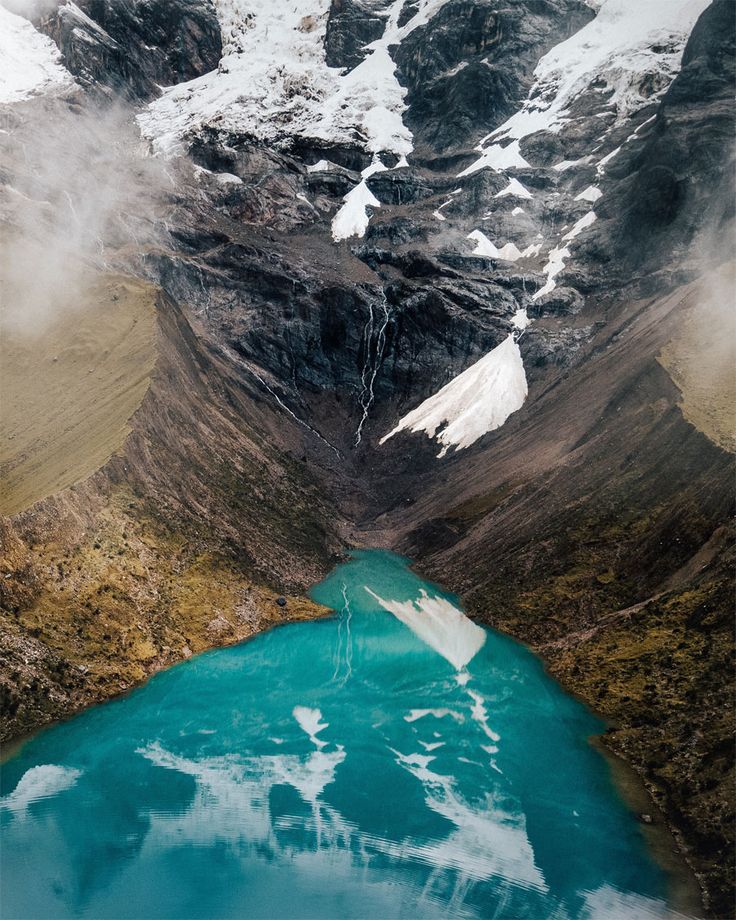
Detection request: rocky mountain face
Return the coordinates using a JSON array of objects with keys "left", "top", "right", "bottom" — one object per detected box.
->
[
  {"left": 1, "top": 0, "right": 733, "bottom": 914},
  {"left": 33, "top": 0, "right": 222, "bottom": 100}
]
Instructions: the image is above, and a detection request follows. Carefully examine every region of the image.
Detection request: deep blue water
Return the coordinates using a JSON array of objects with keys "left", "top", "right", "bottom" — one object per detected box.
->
[{"left": 1, "top": 550, "right": 679, "bottom": 919}]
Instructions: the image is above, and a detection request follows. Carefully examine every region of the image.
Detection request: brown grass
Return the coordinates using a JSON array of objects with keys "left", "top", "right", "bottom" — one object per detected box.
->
[
  {"left": 658, "top": 261, "right": 736, "bottom": 453},
  {"left": 0, "top": 274, "right": 156, "bottom": 514}
]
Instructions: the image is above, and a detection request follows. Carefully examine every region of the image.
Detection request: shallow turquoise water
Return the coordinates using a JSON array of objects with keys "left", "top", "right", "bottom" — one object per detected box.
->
[{"left": 1, "top": 550, "right": 677, "bottom": 919}]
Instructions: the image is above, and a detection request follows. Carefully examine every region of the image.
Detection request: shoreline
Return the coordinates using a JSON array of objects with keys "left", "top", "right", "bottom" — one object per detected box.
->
[
  {"left": 2, "top": 555, "right": 708, "bottom": 919},
  {"left": 462, "top": 612, "right": 709, "bottom": 920},
  {"left": 591, "top": 736, "right": 704, "bottom": 919},
  {"left": 402, "top": 554, "right": 708, "bottom": 918},
  {"left": 1, "top": 593, "right": 333, "bottom": 762}
]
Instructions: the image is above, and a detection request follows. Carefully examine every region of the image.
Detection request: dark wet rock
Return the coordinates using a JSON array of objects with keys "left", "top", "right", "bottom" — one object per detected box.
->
[
  {"left": 289, "top": 137, "right": 372, "bottom": 173},
  {"left": 364, "top": 217, "right": 430, "bottom": 246},
  {"left": 366, "top": 170, "right": 436, "bottom": 206},
  {"left": 530, "top": 286, "right": 585, "bottom": 317},
  {"left": 354, "top": 246, "right": 456, "bottom": 279},
  {"left": 325, "top": 0, "right": 393, "bottom": 70},
  {"left": 394, "top": 0, "right": 593, "bottom": 157},
  {"left": 35, "top": 0, "right": 222, "bottom": 101},
  {"left": 599, "top": 0, "right": 736, "bottom": 272}
]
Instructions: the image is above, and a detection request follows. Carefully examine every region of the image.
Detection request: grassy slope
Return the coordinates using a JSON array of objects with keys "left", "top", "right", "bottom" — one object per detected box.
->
[
  {"left": 0, "top": 274, "right": 338, "bottom": 744},
  {"left": 1, "top": 275, "right": 156, "bottom": 515},
  {"left": 397, "top": 279, "right": 735, "bottom": 916},
  {"left": 0, "top": 485, "right": 327, "bottom": 742}
]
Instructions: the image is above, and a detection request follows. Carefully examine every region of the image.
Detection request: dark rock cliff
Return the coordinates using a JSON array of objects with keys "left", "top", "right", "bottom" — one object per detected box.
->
[
  {"left": 395, "top": 0, "right": 593, "bottom": 158},
  {"left": 594, "top": 0, "right": 736, "bottom": 274},
  {"left": 33, "top": 0, "right": 222, "bottom": 100}
]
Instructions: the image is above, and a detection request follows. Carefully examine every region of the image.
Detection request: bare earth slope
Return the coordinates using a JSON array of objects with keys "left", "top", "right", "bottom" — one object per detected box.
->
[{"left": 1, "top": 274, "right": 156, "bottom": 515}]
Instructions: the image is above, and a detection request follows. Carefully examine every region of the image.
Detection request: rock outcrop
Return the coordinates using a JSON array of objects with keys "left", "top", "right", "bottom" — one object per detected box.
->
[{"left": 32, "top": 0, "right": 222, "bottom": 100}]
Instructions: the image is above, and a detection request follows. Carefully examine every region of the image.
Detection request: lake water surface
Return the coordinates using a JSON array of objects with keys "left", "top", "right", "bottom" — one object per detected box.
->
[{"left": 1, "top": 550, "right": 683, "bottom": 918}]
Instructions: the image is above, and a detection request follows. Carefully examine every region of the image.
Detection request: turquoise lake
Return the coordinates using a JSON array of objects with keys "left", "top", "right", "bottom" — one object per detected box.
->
[{"left": 1, "top": 550, "right": 681, "bottom": 919}]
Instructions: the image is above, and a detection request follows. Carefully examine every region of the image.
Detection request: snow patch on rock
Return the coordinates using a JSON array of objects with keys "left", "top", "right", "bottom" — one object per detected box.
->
[
  {"left": 331, "top": 158, "right": 387, "bottom": 240},
  {"left": 562, "top": 210, "right": 597, "bottom": 241},
  {"left": 467, "top": 231, "right": 540, "bottom": 262},
  {"left": 458, "top": 139, "right": 529, "bottom": 178},
  {"left": 139, "top": 0, "right": 450, "bottom": 158},
  {"left": 575, "top": 185, "right": 603, "bottom": 202},
  {"left": 0, "top": 7, "right": 72, "bottom": 105},
  {"left": 494, "top": 178, "right": 533, "bottom": 200},
  {"left": 381, "top": 334, "right": 528, "bottom": 457},
  {"left": 461, "top": 0, "right": 710, "bottom": 176},
  {"left": 533, "top": 245, "right": 571, "bottom": 300}
]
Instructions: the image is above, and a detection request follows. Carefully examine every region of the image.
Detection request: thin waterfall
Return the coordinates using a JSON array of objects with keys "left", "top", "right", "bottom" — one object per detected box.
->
[
  {"left": 219, "top": 343, "right": 342, "bottom": 458},
  {"left": 355, "top": 292, "right": 391, "bottom": 446}
]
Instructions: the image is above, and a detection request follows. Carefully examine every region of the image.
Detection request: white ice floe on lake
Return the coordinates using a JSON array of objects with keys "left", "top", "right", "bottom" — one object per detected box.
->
[
  {"left": 293, "top": 706, "right": 329, "bottom": 748},
  {"left": 0, "top": 7, "right": 72, "bottom": 105},
  {"left": 575, "top": 185, "right": 603, "bottom": 202},
  {"left": 141, "top": 738, "right": 545, "bottom": 897},
  {"left": 466, "top": 689, "right": 501, "bottom": 743},
  {"left": 494, "top": 178, "right": 533, "bottom": 200},
  {"left": 392, "top": 753, "right": 545, "bottom": 891},
  {"left": 380, "top": 333, "right": 528, "bottom": 457},
  {"left": 419, "top": 741, "right": 446, "bottom": 752},
  {"left": 404, "top": 708, "right": 464, "bottom": 723},
  {"left": 580, "top": 885, "right": 688, "bottom": 920},
  {"left": 0, "top": 765, "right": 81, "bottom": 817},
  {"left": 393, "top": 749, "right": 436, "bottom": 770},
  {"left": 139, "top": 741, "right": 345, "bottom": 843},
  {"left": 460, "top": 0, "right": 709, "bottom": 177},
  {"left": 365, "top": 587, "right": 486, "bottom": 670},
  {"left": 139, "top": 0, "right": 451, "bottom": 158}
]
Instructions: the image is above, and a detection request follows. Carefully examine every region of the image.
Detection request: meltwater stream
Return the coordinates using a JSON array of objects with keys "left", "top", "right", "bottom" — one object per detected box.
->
[{"left": 1, "top": 551, "right": 682, "bottom": 919}]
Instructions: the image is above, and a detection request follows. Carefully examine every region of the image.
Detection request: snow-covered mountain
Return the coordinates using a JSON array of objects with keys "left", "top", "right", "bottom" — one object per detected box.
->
[{"left": 1, "top": 1, "right": 734, "bottom": 914}]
